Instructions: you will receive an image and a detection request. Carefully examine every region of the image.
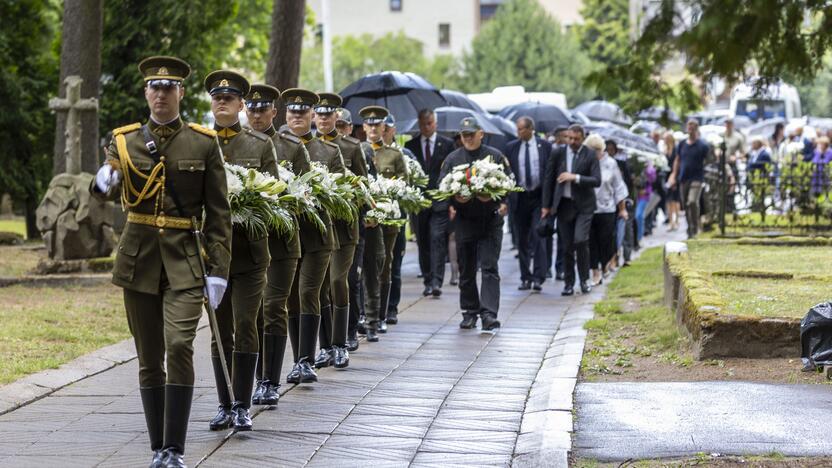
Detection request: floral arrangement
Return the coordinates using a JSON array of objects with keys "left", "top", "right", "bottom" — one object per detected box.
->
[
  {"left": 303, "top": 162, "right": 358, "bottom": 223},
  {"left": 224, "top": 164, "right": 295, "bottom": 238},
  {"left": 370, "top": 174, "right": 430, "bottom": 213},
  {"left": 622, "top": 145, "right": 670, "bottom": 173},
  {"left": 429, "top": 155, "right": 522, "bottom": 202},
  {"left": 365, "top": 175, "right": 407, "bottom": 227},
  {"left": 405, "top": 157, "right": 429, "bottom": 188}
]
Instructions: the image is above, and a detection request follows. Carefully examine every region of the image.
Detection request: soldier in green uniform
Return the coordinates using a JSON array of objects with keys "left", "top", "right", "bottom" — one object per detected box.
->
[
  {"left": 244, "top": 84, "right": 310, "bottom": 406},
  {"left": 91, "top": 56, "right": 232, "bottom": 468},
  {"left": 282, "top": 88, "right": 344, "bottom": 383},
  {"left": 312, "top": 93, "right": 367, "bottom": 369},
  {"left": 361, "top": 106, "right": 408, "bottom": 335},
  {"left": 202, "top": 71, "right": 274, "bottom": 432}
]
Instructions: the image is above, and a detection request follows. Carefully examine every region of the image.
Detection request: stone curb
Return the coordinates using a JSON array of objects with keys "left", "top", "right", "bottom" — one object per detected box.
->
[{"left": 0, "top": 273, "right": 110, "bottom": 288}]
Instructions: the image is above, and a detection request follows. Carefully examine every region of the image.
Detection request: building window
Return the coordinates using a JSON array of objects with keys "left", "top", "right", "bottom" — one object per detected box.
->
[
  {"left": 390, "top": 0, "right": 402, "bottom": 11},
  {"left": 438, "top": 23, "right": 450, "bottom": 48}
]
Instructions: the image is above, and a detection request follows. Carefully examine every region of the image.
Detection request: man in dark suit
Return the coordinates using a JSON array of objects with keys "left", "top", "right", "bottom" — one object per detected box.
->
[
  {"left": 507, "top": 116, "right": 551, "bottom": 291},
  {"left": 405, "top": 108, "right": 455, "bottom": 297},
  {"left": 542, "top": 124, "right": 600, "bottom": 295}
]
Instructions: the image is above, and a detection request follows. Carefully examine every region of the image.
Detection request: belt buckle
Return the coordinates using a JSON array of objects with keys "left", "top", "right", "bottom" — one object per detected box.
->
[{"left": 155, "top": 214, "right": 167, "bottom": 228}]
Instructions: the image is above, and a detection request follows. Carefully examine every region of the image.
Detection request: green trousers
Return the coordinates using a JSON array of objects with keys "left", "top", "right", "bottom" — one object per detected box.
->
[
  {"left": 288, "top": 249, "right": 331, "bottom": 317},
  {"left": 124, "top": 281, "right": 203, "bottom": 387},
  {"left": 380, "top": 225, "right": 399, "bottom": 285},
  {"left": 262, "top": 256, "right": 299, "bottom": 336},
  {"left": 362, "top": 225, "right": 385, "bottom": 323},
  {"left": 210, "top": 264, "right": 268, "bottom": 356}
]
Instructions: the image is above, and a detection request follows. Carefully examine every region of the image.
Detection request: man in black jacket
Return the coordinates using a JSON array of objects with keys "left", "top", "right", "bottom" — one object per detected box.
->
[
  {"left": 440, "top": 118, "right": 511, "bottom": 331},
  {"left": 542, "top": 124, "right": 601, "bottom": 295},
  {"left": 405, "top": 108, "right": 455, "bottom": 297}
]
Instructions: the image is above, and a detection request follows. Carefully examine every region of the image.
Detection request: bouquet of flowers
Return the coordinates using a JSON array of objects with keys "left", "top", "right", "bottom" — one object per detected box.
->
[
  {"left": 365, "top": 199, "right": 406, "bottom": 227},
  {"left": 303, "top": 162, "right": 358, "bottom": 223},
  {"left": 429, "top": 155, "right": 522, "bottom": 202},
  {"left": 224, "top": 164, "right": 295, "bottom": 238},
  {"left": 371, "top": 174, "right": 431, "bottom": 214},
  {"left": 276, "top": 163, "right": 326, "bottom": 234},
  {"left": 624, "top": 146, "right": 670, "bottom": 174},
  {"left": 405, "top": 157, "right": 429, "bottom": 187},
  {"left": 335, "top": 171, "right": 374, "bottom": 213}
]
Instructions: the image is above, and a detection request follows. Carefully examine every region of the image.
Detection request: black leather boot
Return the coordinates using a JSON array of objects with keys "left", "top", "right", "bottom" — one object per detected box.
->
[
  {"left": 299, "top": 314, "right": 320, "bottom": 383},
  {"left": 316, "top": 304, "right": 333, "bottom": 369},
  {"left": 140, "top": 386, "right": 165, "bottom": 468},
  {"left": 208, "top": 353, "right": 233, "bottom": 431},
  {"left": 366, "top": 321, "right": 379, "bottom": 342},
  {"left": 286, "top": 315, "right": 301, "bottom": 384},
  {"left": 231, "top": 352, "right": 258, "bottom": 431},
  {"left": 378, "top": 281, "right": 391, "bottom": 333},
  {"left": 260, "top": 334, "right": 286, "bottom": 405},
  {"left": 252, "top": 313, "right": 265, "bottom": 405},
  {"left": 346, "top": 328, "right": 359, "bottom": 351},
  {"left": 332, "top": 305, "right": 350, "bottom": 368},
  {"left": 161, "top": 384, "right": 193, "bottom": 468}
]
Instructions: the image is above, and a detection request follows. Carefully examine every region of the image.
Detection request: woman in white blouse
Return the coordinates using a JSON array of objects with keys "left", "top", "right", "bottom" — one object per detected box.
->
[{"left": 584, "top": 134, "right": 629, "bottom": 285}]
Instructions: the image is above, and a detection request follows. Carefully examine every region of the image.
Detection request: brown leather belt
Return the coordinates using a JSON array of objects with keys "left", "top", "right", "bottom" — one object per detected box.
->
[{"left": 127, "top": 212, "right": 193, "bottom": 230}]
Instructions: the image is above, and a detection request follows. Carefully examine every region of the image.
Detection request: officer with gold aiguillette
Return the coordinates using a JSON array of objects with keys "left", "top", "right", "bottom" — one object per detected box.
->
[
  {"left": 90, "top": 56, "right": 232, "bottom": 468},
  {"left": 203, "top": 70, "right": 276, "bottom": 433}
]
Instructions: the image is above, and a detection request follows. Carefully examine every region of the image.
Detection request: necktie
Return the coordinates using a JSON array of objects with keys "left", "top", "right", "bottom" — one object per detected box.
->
[
  {"left": 424, "top": 138, "right": 431, "bottom": 167},
  {"left": 524, "top": 141, "right": 532, "bottom": 190}
]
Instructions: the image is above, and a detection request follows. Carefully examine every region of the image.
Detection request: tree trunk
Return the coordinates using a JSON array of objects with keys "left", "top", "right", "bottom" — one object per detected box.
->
[
  {"left": 266, "top": 0, "right": 307, "bottom": 127},
  {"left": 53, "top": 0, "right": 103, "bottom": 175}
]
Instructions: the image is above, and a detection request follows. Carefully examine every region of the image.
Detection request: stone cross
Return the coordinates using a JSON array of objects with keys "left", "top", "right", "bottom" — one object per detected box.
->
[{"left": 49, "top": 75, "right": 98, "bottom": 175}]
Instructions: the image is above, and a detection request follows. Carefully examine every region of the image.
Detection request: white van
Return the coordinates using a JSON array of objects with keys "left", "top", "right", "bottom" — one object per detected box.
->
[
  {"left": 729, "top": 81, "right": 802, "bottom": 122},
  {"left": 467, "top": 85, "right": 568, "bottom": 114}
]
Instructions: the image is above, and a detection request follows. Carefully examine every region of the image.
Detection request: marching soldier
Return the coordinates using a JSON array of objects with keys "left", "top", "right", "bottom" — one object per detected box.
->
[
  {"left": 203, "top": 71, "right": 275, "bottom": 432},
  {"left": 244, "top": 84, "right": 310, "bottom": 406},
  {"left": 360, "top": 105, "right": 407, "bottom": 338},
  {"left": 313, "top": 93, "right": 367, "bottom": 369},
  {"left": 91, "top": 56, "right": 231, "bottom": 468},
  {"left": 282, "top": 88, "right": 344, "bottom": 383}
]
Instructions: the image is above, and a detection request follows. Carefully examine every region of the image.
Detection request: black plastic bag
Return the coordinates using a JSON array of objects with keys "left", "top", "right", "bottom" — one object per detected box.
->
[{"left": 800, "top": 302, "right": 832, "bottom": 371}]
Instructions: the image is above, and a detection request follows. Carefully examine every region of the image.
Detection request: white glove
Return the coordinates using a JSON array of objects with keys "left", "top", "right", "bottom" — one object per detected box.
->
[
  {"left": 95, "top": 164, "right": 121, "bottom": 193},
  {"left": 204, "top": 276, "right": 227, "bottom": 310}
]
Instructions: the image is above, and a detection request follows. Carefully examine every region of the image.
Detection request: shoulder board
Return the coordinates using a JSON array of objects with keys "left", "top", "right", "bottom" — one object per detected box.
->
[
  {"left": 343, "top": 135, "right": 360, "bottom": 145},
  {"left": 188, "top": 123, "right": 217, "bottom": 138},
  {"left": 322, "top": 139, "right": 340, "bottom": 150},
  {"left": 112, "top": 122, "right": 141, "bottom": 136},
  {"left": 280, "top": 132, "right": 301, "bottom": 144},
  {"left": 244, "top": 128, "right": 269, "bottom": 142}
]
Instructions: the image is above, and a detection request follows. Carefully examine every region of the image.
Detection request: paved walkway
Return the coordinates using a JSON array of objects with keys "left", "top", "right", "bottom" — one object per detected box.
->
[{"left": 0, "top": 236, "right": 594, "bottom": 467}]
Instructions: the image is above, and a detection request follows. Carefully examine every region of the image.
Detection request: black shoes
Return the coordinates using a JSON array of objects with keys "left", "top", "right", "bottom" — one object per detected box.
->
[
  {"left": 161, "top": 449, "right": 186, "bottom": 468},
  {"left": 518, "top": 280, "right": 531, "bottom": 291},
  {"left": 532, "top": 281, "right": 543, "bottom": 292},
  {"left": 366, "top": 322, "right": 379, "bottom": 342},
  {"left": 431, "top": 287, "right": 442, "bottom": 297},
  {"left": 251, "top": 380, "right": 266, "bottom": 405},
  {"left": 481, "top": 314, "right": 501, "bottom": 331},
  {"left": 257, "top": 334, "right": 285, "bottom": 406},
  {"left": 286, "top": 363, "right": 302, "bottom": 384},
  {"left": 561, "top": 285, "right": 574, "bottom": 296},
  {"left": 459, "top": 315, "right": 478, "bottom": 329},
  {"left": 258, "top": 381, "right": 280, "bottom": 406},
  {"left": 209, "top": 405, "right": 232, "bottom": 431},
  {"left": 150, "top": 449, "right": 165, "bottom": 468},
  {"left": 580, "top": 281, "right": 592, "bottom": 294},
  {"left": 314, "top": 348, "right": 335, "bottom": 369},
  {"left": 422, "top": 285, "right": 433, "bottom": 296},
  {"left": 378, "top": 321, "right": 388, "bottom": 334},
  {"left": 298, "top": 357, "right": 318, "bottom": 383},
  {"left": 356, "top": 316, "right": 367, "bottom": 335},
  {"left": 333, "top": 345, "right": 350, "bottom": 368},
  {"left": 555, "top": 272, "right": 565, "bottom": 281},
  {"left": 231, "top": 405, "right": 252, "bottom": 431},
  {"left": 386, "top": 310, "right": 398, "bottom": 325},
  {"left": 346, "top": 330, "right": 359, "bottom": 351}
]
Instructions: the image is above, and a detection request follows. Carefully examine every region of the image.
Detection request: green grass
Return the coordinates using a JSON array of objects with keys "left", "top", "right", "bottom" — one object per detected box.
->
[
  {"left": 0, "top": 218, "right": 26, "bottom": 238},
  {"left": 687, "top": 241, "right": 832, "bottom": 276},
  {"left": 0, "top": 245, "right": 42, "bottom": 277},
  {"left": 582, "top": 247, "right": 688, "bottom": 378},
  {"left": 714, "top": 276, "right": 825, "bottom": 318},
  {"left": 0, "top": 283, "right": 129, "bottom": 385}
]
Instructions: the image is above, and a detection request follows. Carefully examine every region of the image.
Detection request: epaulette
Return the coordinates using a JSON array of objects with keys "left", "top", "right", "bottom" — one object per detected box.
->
[
  {"left": 322, "top": 139, "right": 340, "bottom": 150},
  {"left": 112, "top": 122, "right": 141, "bottom": 136},
  {"left": 343, "top": 135, "right": 360, "bottom": 145},
  {"left": 244, "top": 127, "right": 269, "bottom": 142},
  {"left": 188, "top": 123, "right": 217, "bottom": 138},
  {"left": 280, "top": 132, "right": 301, "bottom": 144}
]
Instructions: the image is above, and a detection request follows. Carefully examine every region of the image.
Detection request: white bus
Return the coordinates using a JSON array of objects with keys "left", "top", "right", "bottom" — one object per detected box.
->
[{"left": 729, "top": 81, "right": 802, "bottom": 122}]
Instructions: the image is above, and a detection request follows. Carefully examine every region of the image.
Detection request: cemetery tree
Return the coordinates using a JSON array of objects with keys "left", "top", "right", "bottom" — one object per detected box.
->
[{"left": 266, "top": 0, "right": 307, "bottom": 126}]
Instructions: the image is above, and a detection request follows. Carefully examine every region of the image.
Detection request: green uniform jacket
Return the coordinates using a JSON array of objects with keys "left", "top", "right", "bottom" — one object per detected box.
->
[
  {"left": 218, "top": 123, "right": 276, "bottom": 275},
  {"left": 373, "top": 143, "right": 409, "bottom": 180},
  {"left": 91, "top": 119, "right": 232, "bottom": 295},
  {"left": 265, "top": 126, "right": 310, "bottom": 260},
  {"left": 324, "top": 131, "right": 367, "bottom": 246}
]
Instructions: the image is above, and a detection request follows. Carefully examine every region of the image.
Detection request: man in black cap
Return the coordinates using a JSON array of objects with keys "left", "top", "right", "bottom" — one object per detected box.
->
[
  {"left": 439, "top": 117, "right": 511, "bottom": 331},
  {"left": 312, "top": 92, "right": 366, "bottom": 369},
  {"left": 203, "top": 70, "right": 275, "bottom": 432},
  {"left": 91, "top": 56, "right": 232, "bottom": 468},
  {"left": 244, "top": 84, "right": 310, "bottom": 407},
  {"left": 282, "top": 88, "right": 344, "bottom": 384}
]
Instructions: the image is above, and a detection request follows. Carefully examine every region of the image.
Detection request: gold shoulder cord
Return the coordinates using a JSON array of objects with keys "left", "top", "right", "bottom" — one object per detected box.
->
[{"left": 115, "top": 133, "right": 166, "bottom": 216}]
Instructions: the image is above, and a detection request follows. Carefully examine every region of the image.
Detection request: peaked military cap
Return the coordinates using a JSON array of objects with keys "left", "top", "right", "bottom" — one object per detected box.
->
[
  {"left": 384, "top": 113, "right": 396, "bottom": 127},
  {"left": 139, "top": 56, "right": 190, "bottom": 84},
  {"left": 459, "top": 116, "right": 482, "bottom": 133},
  {"left": 359, "top": 105, "right": 389, "bottom": 125},
  {"left": 314, "top": 93, "right": 342, "bottom": 114},
  {"left": 204, "top": 70, "right": 250, "bottom": 96},
  {"left": 282, "top": 88, "right": 319, "bottom": 111},
  {"left": 246, "top": 84, "right": 280, "bottom": 110},
  {"left": 336, "top": 108, "right": 353, "bottom": 125}
]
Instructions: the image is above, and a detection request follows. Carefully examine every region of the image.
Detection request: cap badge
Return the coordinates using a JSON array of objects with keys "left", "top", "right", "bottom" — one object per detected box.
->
[
  {"left": 158, "top": 67, "right": 169, "bottom": 76},
  {"left": 219, "top": 79, "right": 230, "bottom": 87},
  {"left": 294, "top": 96, "right": 303, "bottom": 103},
  {"left": 252, "top": 91, "right": 261, "bottom": 99}
]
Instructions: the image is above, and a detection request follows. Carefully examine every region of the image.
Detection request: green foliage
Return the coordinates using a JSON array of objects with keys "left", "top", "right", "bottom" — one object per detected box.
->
[
  {"left": 792, "top": 54, "right": 832, "bottom": 117},
  {"left": 459, "top": 0, "right": 594, "bottom": 105},
  {"left": 0, "top": 0, "right": 59, "bottom": 205},
  {"left": 299, "top": 32, "right": 462, "bottom": 92},
  {"left": 578, "top": 0, "right": 629, "bottom": 69}
]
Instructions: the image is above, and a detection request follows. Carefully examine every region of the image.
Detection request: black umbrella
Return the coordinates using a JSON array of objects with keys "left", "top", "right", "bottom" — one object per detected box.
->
[
  {"left": 339, "top": 71, "right": 447, "bottom": 124},
  {"left": 485, "top": 114, "right": 517, "bottom": 138},
  {"left": 498, "top": 102, "right": 574, "bottom": 133},
  {"left": 585, "top": 122, "right": 659, "bottom": 154},
  {"left": 440, "top": 89, "right": 486, "bottom": 113},
  {"left": 574, "top": 100, "right": 633, "bottom": 126},
  {"left": 636, "top": 106, "right": 680, "bottom": 124},
  {"left": 399, "top": 106, "right": 503, "bottom": 136}
]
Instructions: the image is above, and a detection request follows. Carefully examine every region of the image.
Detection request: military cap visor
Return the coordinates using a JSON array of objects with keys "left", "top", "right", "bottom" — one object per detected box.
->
[
  {"left": 245, "top": 84, "right": 280, "bottom": 110},
  {"left": 359, "top": 105, "right": 389, "bottom": 125},
  {"left": 314, "top": 93, "right": 343, "bottom": 114},
  {"left": 283, "top": 88, "right": 319, "bottom": 111},
  {"left": 459, "top": 117, "right": 482, "bottom": 133},
  {"left": 204, "top": 70, "right": 250, "bottom": 96},
  {"left": 138, "top": 56, "right": 191, "bottom": 82}
]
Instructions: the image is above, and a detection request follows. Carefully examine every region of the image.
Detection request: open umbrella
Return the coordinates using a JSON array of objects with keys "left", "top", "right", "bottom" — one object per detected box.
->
[
  {"left": 585, "top": 122, "right": 659, "bottom": 154},
  {"left": 574, "top": 100, "right": 632, "bottom": 126},
  {"left": 636, "top": 106, "right": 680, "bottom": 124},
  {"left": 498, "top": 102, "right": 574, "bottom": 133},
  {"left": 440, "top": 90, "right": 486, "bottom": 114},
  {"left": 340, "top": 71, "right": 447, "bottom": 125},
  {"left": 399, "top": 106, "right": 502, "bottom": 136}
]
